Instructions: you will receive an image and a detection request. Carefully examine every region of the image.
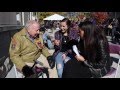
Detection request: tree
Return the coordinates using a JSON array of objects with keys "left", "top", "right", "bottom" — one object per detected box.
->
[{"left": 91, "top": 12, "right": 109, "bottom": 25}]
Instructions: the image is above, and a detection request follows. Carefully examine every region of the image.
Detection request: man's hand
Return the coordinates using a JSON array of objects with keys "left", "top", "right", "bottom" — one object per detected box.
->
[
  {"left": 22, "top": 65, "right": 34, "bottom": 77},
  {"left": 47, "top": 56, "right": 55, "bottom": 69}
]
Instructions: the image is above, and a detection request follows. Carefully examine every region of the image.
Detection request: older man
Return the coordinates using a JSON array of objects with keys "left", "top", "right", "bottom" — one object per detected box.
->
[{"left": 9, "top": 20, "right": 57, "bottom": 78}]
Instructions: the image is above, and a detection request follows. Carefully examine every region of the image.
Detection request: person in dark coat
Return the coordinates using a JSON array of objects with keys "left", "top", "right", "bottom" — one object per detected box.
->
[{"left": 62, "top": 21, "right": 113, "bottom": 78}]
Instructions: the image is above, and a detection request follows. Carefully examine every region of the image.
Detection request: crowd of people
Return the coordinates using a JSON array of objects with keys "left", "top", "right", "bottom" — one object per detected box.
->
[{"left": 9, "top": 16, "right": 120, "bottom": 78}]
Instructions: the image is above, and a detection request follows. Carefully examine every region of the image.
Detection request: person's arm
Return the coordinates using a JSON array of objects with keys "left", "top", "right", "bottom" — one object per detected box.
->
[
  {"left": 42, "top": 46, "right": 51, "bottom": 57},
  {"left": 54, "top": 32, "right": 61, "bottom": 51},
  {"left": 72, "top": 45, "right": 81, "bottom": 56},
  {"left": 84, "top": 40, "right": 112, "bottom": 68},
  {"left": 40, "top": 37, "right": 55, "bottom": 69},
  {"left": 95, "top": 40, "right": 112, "bottom": 68},
  {"left": 39, "top": 35, "right": 51, "bottom": 57},
  {"left": 9, "top": 35, "right": 26, "bottom": 71},
  {"left": 84, "top": 40, "right": 113, "bottom": 78},
  {"left": 64, "top": 39, "right": 79, "bottom": 56}
]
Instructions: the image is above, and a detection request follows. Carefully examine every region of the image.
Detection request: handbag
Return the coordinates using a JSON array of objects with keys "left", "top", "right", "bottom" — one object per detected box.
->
[
  {"left": 83, "top": 61, "right": 108, "bottom": 78},
  {"left": 89, "top": 68, "right": 102, "bottom": 78}
]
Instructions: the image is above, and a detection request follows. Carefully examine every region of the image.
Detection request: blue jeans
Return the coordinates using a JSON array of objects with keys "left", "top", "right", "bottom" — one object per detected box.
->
[{"left": 55, "top": 52, "right": 71, "bottom": 78}]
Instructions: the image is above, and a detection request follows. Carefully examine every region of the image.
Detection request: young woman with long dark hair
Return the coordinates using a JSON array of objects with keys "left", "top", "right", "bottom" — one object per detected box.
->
[
  {"left": 53, "top": 18, "right": 79, "bottom": 78},
  {"left": 62, "top": 21, "right": 113, "bottom": 78}
]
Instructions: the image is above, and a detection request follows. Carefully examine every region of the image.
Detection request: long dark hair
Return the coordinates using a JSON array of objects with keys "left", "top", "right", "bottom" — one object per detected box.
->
[
  {"left": 60, "top": 18, "right": 71, "bottom": 34},
  {"left": 79, "top": 21, "right": 109, "bottom": 62}
]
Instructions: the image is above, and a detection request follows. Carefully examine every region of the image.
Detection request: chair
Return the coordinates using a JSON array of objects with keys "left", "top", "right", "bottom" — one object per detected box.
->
[
  {"left": 102, "top": 58, "right": 120, "bottom": 78},
  {"left": 115, "top": 59, "right": 120, "bottom": 78},
  {"left": 6, "top": 64, "right": 24, "bottom": 78}
]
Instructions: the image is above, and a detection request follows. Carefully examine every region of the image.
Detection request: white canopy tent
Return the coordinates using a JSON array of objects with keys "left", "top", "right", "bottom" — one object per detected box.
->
[{"left": 43, "top": 14, "right": 64, "bottom": 20}]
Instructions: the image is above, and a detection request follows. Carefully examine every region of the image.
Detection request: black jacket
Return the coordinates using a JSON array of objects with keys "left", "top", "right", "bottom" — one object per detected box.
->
[
  {"left": 67, "top": 39, "right": 113, "bottom": 77},
  {"left": 84, "top": 40, "right": 113, "bottom": 77}
]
